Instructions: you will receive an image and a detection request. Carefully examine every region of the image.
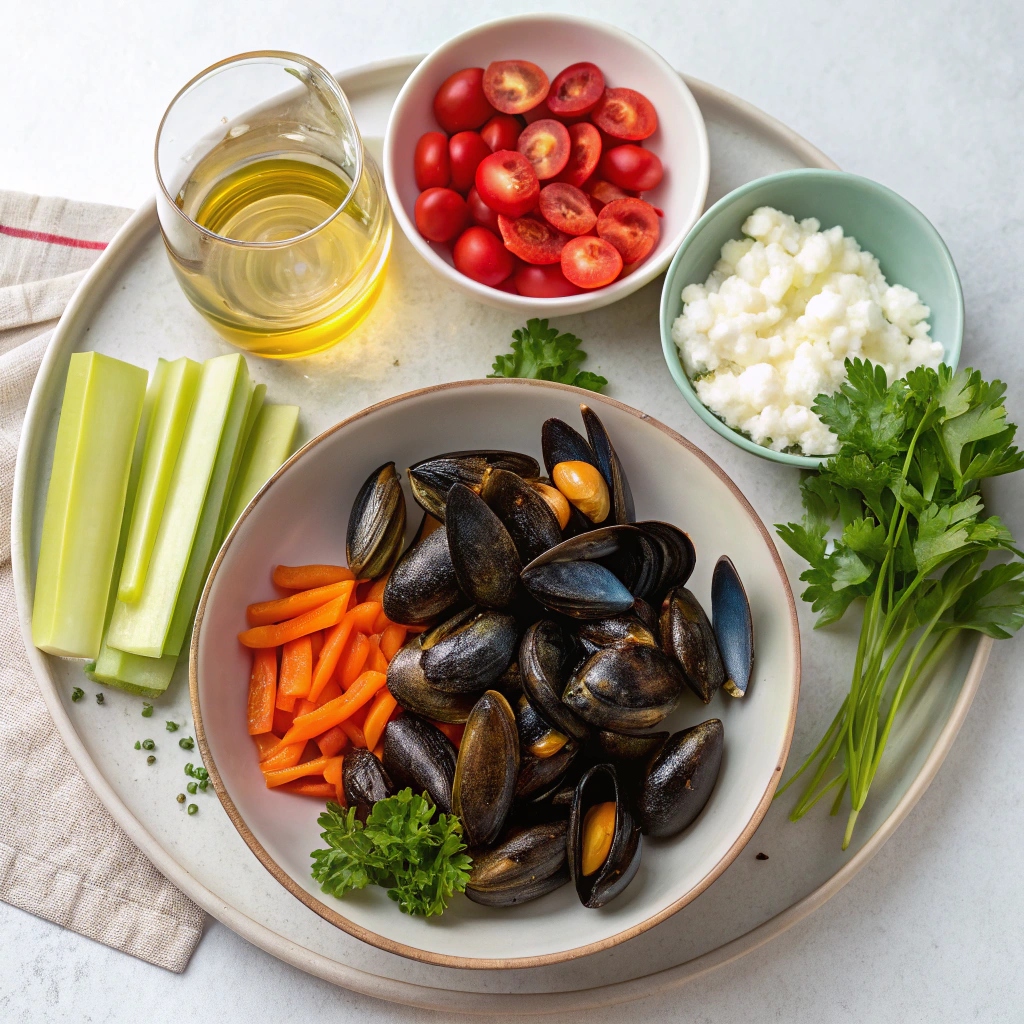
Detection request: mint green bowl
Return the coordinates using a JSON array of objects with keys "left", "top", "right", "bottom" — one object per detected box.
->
[{"left": 659, "top": 169, "right": 964, "bottom": 468}]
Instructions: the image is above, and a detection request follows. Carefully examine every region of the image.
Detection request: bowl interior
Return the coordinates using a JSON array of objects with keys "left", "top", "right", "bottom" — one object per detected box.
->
[
  {"left": 383, "top": 14, "right": 709, "bottom": 313},
  {"left": 660, "top": 169, "right": 964, "bottom": 466},
  {"left": 193, "top": 380, "right": 799, "bottom": 967}
]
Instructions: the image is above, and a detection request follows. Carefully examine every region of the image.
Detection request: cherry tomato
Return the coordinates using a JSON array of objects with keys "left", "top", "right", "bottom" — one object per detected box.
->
[
  {"left": 453, "top": 226, "right": 514, "bottom": 286},
  {"left": 497, "top": 214, "right": 569, "bottom": 265},
  {"left": 591, "top": 87, "right": 658, "bottom": 141},
  {"left": 517, "top": 119, "right": 571, "bottom": 180},
  {"left": 466, "top": 186, "right": 500, "bottom": 232},
  {"left": 482, "top": 60, "right": 549, "bottom": 115},
  {"left": 595, "top": 198, "right": 660, "bottom": 264},
  {"left": 414, "top": 188, "right": 469, "bottom": 243},
  {"left": 599, "top": 144, "right": 664, "bottom": 192},
  {"left": 555, "top": 122, "right": 602, "bottom": 188},
  {"left": 475, "top": 150, "right": 540, "bottom": 217},
  {"left": 522, "top": 98, "right": 553, "bottom": 124},
  {"left": 414, "top": 131, "right": 450, "bottom": 190},
  {"left": 433, "top": 67, "right": 495, "bottom": 133},
  {"left": 560, "top": 235, "right": 622, "bottom": 289},
  {"left": 538, "top": 182, "right": 597, "bottom": 236},
  {"left": 583, "top": 178, "right": 635, "bottom": 206},
  {"left": 448, "top": 131, "right": 492, "bottom": 193},
  {"left": 547, "top": 62, "right": 605, "bottom": 116},
  {"left": 480, "top": 114, "right": 521, "bottom": 153},
  {"left": 514, "top": 263, "right": 585, "bottom": 298}
]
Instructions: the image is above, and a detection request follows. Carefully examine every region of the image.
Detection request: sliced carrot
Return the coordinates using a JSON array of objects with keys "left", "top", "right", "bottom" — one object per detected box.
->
[
  {"left": 247, "top": 648, "right": 277, "bottom": 735},
  {"left": 363, "top": 689, "right": 397, "bottom": 752},
  {"left": 350, "top": 601, "right": 383, "bottom": 633},
  {"left": 317, "top": 725, "right": 350, "bottom": 758},
  {"left": 372, "top": 741, "right": 385, "bottom": 761},
  {"left": 316, "top": 677, "right": 342, "bottom": 708},
  {"left": 309, "top": 630, "right": 324, "bottom": 663},
  {"left": 263, "top": 755, "right": 341, "bottom": 788},
  {"left": 340, "top": 718, "right": 367, "bottom": 748},
  {"left": 431, "top": 720, "right": 466, "bottom": 748},
  {"left": 280, "top": 672, "right": 387, "bottom": 747},
  {"left": 365, "top": 576, "right": 389, "bottom": 605},
  {"left": 323, "top": 757, "right": 343, "bottom": 790},
  {"left": 380, "top": 624, "right": 407, "bottom": 661},
  {"left": 275, "top": 692, "right": 296, "bottom": 712},
  {"left": 252, "top": 733, "right": 279, "bottom": 759},
  {"left": 308, "top": 601, "right": 382, "bottom": 702},
  {"left": 279, "top": 779, "right": 338, "bottom": 799},
  {"left": 293, "top": 696, "right": 316, "bottom": 719},
  {"left": 372, "top": 606, "right": 392, "bottom": 634},
  {"left": 369, "top": 637, "right": 389, "bottom": 674},
  {"left": 272, "top": 705, "right": 295, "bottom": 736},
  {"left": 238, "top": 590, "right": 351, "bottom": 648},
  {"left": 336, "top": 631, "right": 370, "bottom": 689},
  {"left": 260, "top": 740, "right": 306, "bottom": 772},
  {"left": 246, "top": 581, "right": 353, "bottom": 627},
  {"left": 278, "top": 635, "right": 313, "bottom": 703},
  {"left": 273, "top": 564, "right": 355, "bottom": 590}
]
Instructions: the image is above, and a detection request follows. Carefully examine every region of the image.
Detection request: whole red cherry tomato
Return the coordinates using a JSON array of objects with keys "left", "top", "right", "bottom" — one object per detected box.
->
[
  {"left": 598, "top": 145, "right": 664, "bottom": 192},
  {"left": 475, "top": 150, "right": 540, "bottom": 218},
  {"left": 433, "top": 68, "right": 495, "bottom": 133},
  {"left": 453, "top": 226, "right": 514, "bottom": 286},
  {"left": 514, "top": 263, "right": 585, "bottom": 298},
  {"left": 414, "top": 131, "right": 450, "bottom": 190},
  {"left": 448, "top": 131, "right": 492, "bottom": 192},
  {"left": 480, "top": 114, "right": 521, "bottom": 153},
  {"left": 466, "top": 186, "right": 500, "bottom": 232},
  {"left": 414, "top": 188, "right": 468, "bottom": 243}
]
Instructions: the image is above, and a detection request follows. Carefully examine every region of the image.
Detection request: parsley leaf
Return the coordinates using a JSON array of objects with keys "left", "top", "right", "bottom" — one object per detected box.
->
[{"left": 489, "top": 318, "right": 607, "bottom": 392}]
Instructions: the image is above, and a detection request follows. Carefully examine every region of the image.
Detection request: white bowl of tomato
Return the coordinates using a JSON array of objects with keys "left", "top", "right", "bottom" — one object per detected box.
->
[{"left": 383, "top": 13, "right": 710, "bottom": 314}]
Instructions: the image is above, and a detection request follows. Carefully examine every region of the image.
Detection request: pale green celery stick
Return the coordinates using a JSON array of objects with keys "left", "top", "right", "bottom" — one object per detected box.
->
[
  {"left": 32, "top": 352, "right": 148, "bottom": 659},
  {"left": 105, "top": 354, "right": 249, "bottom": 657},
  {"left": 222, "top": 404, "right": 300, "bottom": 531},
  {"left": 214, "top": 382, "right": 265, "bottom": 546},
  {"left": 118, "top": 356, "right": 202, "bottom": 603},
  {"left": 88, "top": 647, "right": 179, "bottom": 697}
]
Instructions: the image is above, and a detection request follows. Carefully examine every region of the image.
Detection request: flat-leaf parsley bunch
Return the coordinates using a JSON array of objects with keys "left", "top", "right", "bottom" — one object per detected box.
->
[
  {"left": 777, "top": 359, "right": 1024, "bottom": 848},
  {"left": 489, "top": 318, "right": 607, "bottom": 392}
]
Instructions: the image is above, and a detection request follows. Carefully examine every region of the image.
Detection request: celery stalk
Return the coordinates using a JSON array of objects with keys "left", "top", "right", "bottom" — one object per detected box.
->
[
  {"left": 32, "top": 352, "right": 148, "bottom": 659},
  {"left": 214, "top": 382, "right": 265, "bottom": 546}
]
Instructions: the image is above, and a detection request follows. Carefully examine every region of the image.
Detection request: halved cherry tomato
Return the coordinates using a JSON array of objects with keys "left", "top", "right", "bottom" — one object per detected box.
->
[
  {"left": 583, "top": 179, "right": 636, "bottom": 214},
  {"left": 448, "top": 131, "right": 492, "bottom": 193},
  {"left": 555, "top": 122, "right": 602, "bottom": 188},
  {"left": 522, "top": 98, "right": 554, "bottom": 125},
  {"left": 596, "top": 198, "right": 660, "bottom": 264},
  {"left": 547, "top": 62, "right": 605, "bottom": 116},
  {"left": 475, "top": 150, "right": 540, "bottom": 217},
  {"left": 482, "top": 60, "right": 549, "bottom": 115},
  {"left": 561, "top": 236, "right": 623, "bottom": 289},
  {"left": 414, "top": 188, "right": 468, "bottom": 243},
  {"left": 497, "top": 214, "right": 569, "bottom": 265},
  {"left": 538, "top": 182, "right": 597, "bottom": 236},
  {"left": 453, "top": 226, "right": 514, "bottom": 286},
  {"left": 517, "top": 119, "right": 571, "bottom": 180},
  {"left": 433, "top": 67, "right": 495, "bottom": 133},
  {"left": 591, "top": 88, "right": 658, "bottom": 141},
  {"left": 599, "top": 145, "right": 664, "bottom": 192},
  {"left": 414, "top": 131, "right": 450, "bottom": 190},
  {"left": 514, "top": 263, "right": 585, "bottom": 298},
  {"left": 466, "top": 186, "right": 500, "bottom": 232},
  {"left": 480, "top": 114, "right": 521, "bottom": 153}
]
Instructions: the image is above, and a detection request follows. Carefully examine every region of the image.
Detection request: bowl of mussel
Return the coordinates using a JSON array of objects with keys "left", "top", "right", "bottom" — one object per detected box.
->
[{"left": 191, "top": 379, "right": 800, "bottom": 968}]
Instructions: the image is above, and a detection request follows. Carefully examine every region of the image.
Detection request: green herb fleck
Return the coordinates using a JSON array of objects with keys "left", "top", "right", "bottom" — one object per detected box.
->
[
  {"left": 193, "top": 766, "right": 208, "bottom": 781},
  {"left": 71, "top": 687, "right": 84, "bottom": 702},
  {"left": 134, "top": 741, "right": 141, "bottom": 750},
  {"left": 141, "top": 703, "right": 153, "bottom": 718},
  {"left": 187, "top": 782, "right": 198, "bottom": 794},
  {"left": 184, "top": 763, "right": 195, "bottom": 777},
  {"left": 165, "top": 721, "right": 179, "bottom": 732},
  {"left": 488, "top": 319, "right": 607, "bottom": 393},
  {"left": 176, "top": 793, "right": 186, "bottom": 804},
  {"left": 198, "top": 779, "right": 209, "bottom": 792},
  {"left": 187, "top": 804, "right": 198, "bottom": 816},
  {"left": 146, "top": 755, "right": 156, "bottom": 765},
  {"left": 95, "top": 693, "right": 104, "bottom": 705},
  {"left": 141, "top": 739, "right": 155, "bottom": 751},
  {"left": 179, "top": 737, "right": 195, "bottom": 750}
]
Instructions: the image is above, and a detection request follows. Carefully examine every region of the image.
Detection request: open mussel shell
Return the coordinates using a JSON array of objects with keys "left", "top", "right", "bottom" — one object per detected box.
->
[
  {"left": 637, "top": 719, "right": 724, "bottom": 837},
  {"left": 515, "top": 694, "right": 570, "bottom": 760},
  {"left": 563, "top": 644, "right": 683, "bottom": 731},
  {"left": 480, "top": 467, "right": 563, "bottom": 564},
  {"left": 452, "top": 690, "right": 520, "bottom": 847},
  {"left": 541, "top": 417, "right": 599, "bottom": 478},
  {"left": 420, "top": 607, "right": 518, "bottom": 694},
  {"left": 342, "top": 748, "right": 393, "bottom": 822},
  {"left": 386, "top": 640, "right": 476, "bottom": 723},
  {"left": 580, "top": 404, "right": 635, "bottom": 525},
  {"left": 568, "top": 763, "right": 642, "bottom": 908},
  {"left": 514, "top": 741, "right": 580, "bottom": 803},
  {"left": 712, "top": 556, "right": 754, "bottom": 698},
  {"left": 408, "top": 450, "right": 539, "bottom": 521},
  {"left": 346, "top": 462, "right": 406, "bottom": 580},
  {"left": 446, "top": 483, "right": 522, "bottom": 609},
  {"left": 660, "top": 587, "right": 726, "bottom": 704},
  {"left": 637, "top": 522, "right": 696, "bottom": 600},
  {"left": 382, "top": 714, "right": 458, "bottom": 814},
  {"left": 383, "top": 527, "right": 461, "bottom": 626},
  {"left": 519, "top": 620, "right": 590, "bottom": 741},
  {"left": 521, "top": 560, "right": 634, "bottom": 620},
  {"left": 577, "top": 611, "right": 658, "bottom": 649},
  {"left": 465, "top": 820, "right": 570, "bottom": 907}
]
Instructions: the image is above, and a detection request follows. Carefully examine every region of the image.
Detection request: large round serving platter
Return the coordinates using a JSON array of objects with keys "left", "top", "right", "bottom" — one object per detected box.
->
[{"left": 10, "top": 56, "right": 991, "bottom": 1012}]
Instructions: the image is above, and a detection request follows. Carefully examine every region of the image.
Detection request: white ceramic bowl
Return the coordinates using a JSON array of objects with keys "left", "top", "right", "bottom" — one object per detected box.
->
[
  {"left": 191, "top": 380, "right": 799, "bottom": 969},
  {"left": 382, "top": 14, "right": 710, "bottom": 315}
]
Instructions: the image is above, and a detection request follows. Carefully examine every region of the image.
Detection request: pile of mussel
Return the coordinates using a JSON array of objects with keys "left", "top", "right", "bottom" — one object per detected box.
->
[{"left": 341, "top": 404, "right": 754, "bottom": 910}]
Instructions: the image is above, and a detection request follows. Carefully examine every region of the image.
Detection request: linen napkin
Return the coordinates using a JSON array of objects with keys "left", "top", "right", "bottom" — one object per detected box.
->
[{"left": 0, "top": 191, "right": 205, "bottom": 972}]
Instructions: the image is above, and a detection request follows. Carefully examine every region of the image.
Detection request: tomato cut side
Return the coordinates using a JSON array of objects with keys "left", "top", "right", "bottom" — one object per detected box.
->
[
  {"left": 583, "top": 178, "right": 635, "bottom": 206},
  {"left": 414, "top": 131, "right": 450, "bottom": 190},
  {"left": 497, "top": 214, "right": 570, "bottom": 265},
  {"left": 595, "top": 198, "right": 660, "bottom": 264},
  {"left": 448, "top": 131, "right": 492, "bottom": 192},
  {"left": 591, "top": 87, "right": 658, "bottom": 141},
  {"left": 480, "top": 114, "right": 521, "bottom": 153},
  {"left": 466, "top": 186, "right": 500, "bottom": 232},
  {"left": 560, "top": 236, "right": 623, "bottom": 288},
  {"left": 598, "top": 144, "right": 664, "bottom": 192},
  {"left": 482, "top": 60, "right": 550, "bottom": 115},
  {"left": 555, "top": 122, "right": 602, "bottom": 188},
  {"left": 547, "top": 62, "right": 605, "bottom": 116},
  {"left": 433, "top": 67, "right": 495, "bottom": 133},
  {"left": 414, "top": 188, "right": 469, "bottom": 243},
  {"left": 538, "top": 182, "right": 597, "bottom": 236},
  {"left": 517, "top": 119, "right": 571, "bottom": 180},
  {"left": 514, "top": 263, "right": 585, "bottom": 298},
  {"left": 453, "top": 226, "right": 514, "bottom": 286},
  {"left": 475, "top": 150, "right": 540, "bottom": 217}
]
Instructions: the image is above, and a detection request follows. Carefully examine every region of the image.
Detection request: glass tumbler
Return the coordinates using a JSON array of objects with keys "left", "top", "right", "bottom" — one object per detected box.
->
[{"left": 155, "top": 52, "right": 392, "bottom": 359}]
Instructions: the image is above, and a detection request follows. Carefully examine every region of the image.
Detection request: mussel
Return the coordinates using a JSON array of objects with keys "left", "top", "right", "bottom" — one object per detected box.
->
[
  {"left": 521, "top": 560, "right": 634, "bottom": 620},
  {"left": 577, "top": 611, "right": 658, "bottom": 649},
  {"left": 660, "top": 587, "right": 726, "bottom": 704},
  {"left": 386, "top": 639, "right": 477, "bottom": 723},
  {"left": 408, "top": 450, "right": 539, "bottom": 521},
  {"left": 712, "top": 556, "right": 754, "bottom": 698},
  {"left": 514, "top": 742, "right": 580, "bottom": 803},
  {"left": 580, "top": 404, "right": 635, "bottom": 525},
  {"left": 383, "top": 527, "right": 461, "bottom": 625},
  {"left": 519, "top": 620, "right": 589, "bottom": 741},
  {"left": 382, "top": 715, "right": 458, "bottom": 813},
  {"left": 541, "top": 417, "right": 599, "bottom": 478},
  {"left": 420, "top": 607, "right": 518, "bottom": 694},
  {"left": 568, "top": 764, "right": 642, "bottom": 908},
  {"left": 346, "top": 462, "right": 406, "bottom": 580},
  {"left": 636, "top": 719, "right": 724, "bottom": 837},
  {"left": 342, "top": 748, "right": 393, "bottom": 822},
  {"left": 480, "top": 467, "right": 563, "bottom": 564},
  {"left": 446, "top": 483, "right": 521, "bottom": 609},
  {"left": 465, "top": 820, "right": 570, "bottom": 907},
  {"left": 515, "top": 694, "right": 569, "bottom": 759},
  {"left": 637, "top": 522, "right": 696, "bottom": 601},
  {"left": 593, "top": 728, "right": 668, "bottom": 763}
]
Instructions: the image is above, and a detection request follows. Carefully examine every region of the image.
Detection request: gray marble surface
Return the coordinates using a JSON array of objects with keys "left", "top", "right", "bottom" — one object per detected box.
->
[{"left": 2, "top": 0, "right": 1023, "bottom": 1020}]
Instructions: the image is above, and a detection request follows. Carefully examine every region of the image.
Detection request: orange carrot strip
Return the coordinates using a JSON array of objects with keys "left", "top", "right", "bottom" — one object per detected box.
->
[
  {"left": 260, "top": 740, "right": 306, "bottom": 772},
  {"left": 380, "top": 624, "right": 407, "bottom": 662},
  {"left": 246, "top": 581, "right": 353, "bottom": 627},
  {"left": 308, "top": 601, "right": 381, "bottom": 702},
  {"left": 335, "top": 631, "right": 370, "bottom": 689},
  {"left": 340, "top": 719, "right": 367, "bottom": 748},
  {"left": 431, "top": 720, "right": 465, "bottom": 748},
  {"left": 365, "top": 576, "right": 389, "bottom": 605},
  {"left": 323, "top": 757, "right": 343, "bottom": 790},
  {"left": 272, "top": 705, "right": 295, "bottom": 736},
  {"left": 238, "top": 591, "right": 351, "bottom": 648},
  {"left": 350, "top": 601, "right": 383, "bottom": 633},
  {"left": 280, "top": 672, "right": 387, "bottom": 747},
  {"left": 278, "top": 636, "right": 313, "bottom": 703},
  {"left": 280, "top": 779, "right": 337, "bottom": 799},
  {"left": 372, "top": 607, "right": 392, "bottom": 634},
  {"left": 263, "top": 755, "right": 341, "bottom": 788},
  {"left": 363, "top": 689, "right": 397, "bottom": 752},
  {"left": 247, "top": 648, "right": 277, "bottom": 735},
  {"left": 309, "top": 630, "right": 324, "bottom": 663},
  {"left": 316, "top": 677, "right": 342, "bottom": 708},
  {"left": 252, "top": 733, "right": 279, "bottom": 759},
  {"left": 372, "top": 741, "right": 385, "bottom": 761},
  {"left": 369, "top": 637, "right": 389, "bottom": 674},
  {"left": 317, "top": 725, "right": 350, "bottom": 758},
  {"left": 275, "top": 692, "right": 296, "bottom": 712},
  {"left": 273, "top": 564, "right": 355, "bottom": 590}
]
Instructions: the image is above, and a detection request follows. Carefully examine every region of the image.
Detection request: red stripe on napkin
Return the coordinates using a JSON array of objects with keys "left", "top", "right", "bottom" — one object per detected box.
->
[{"left": 0, "top": 224, "right": 108, "bottom": 250}]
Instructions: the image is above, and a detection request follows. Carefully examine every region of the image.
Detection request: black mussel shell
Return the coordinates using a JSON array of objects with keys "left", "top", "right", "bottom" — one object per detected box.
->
[
  {"left": 636, "top": 719, "right": 724, "bottom": 837},
  {"left": 660, "top": 587, "right": 726, "bottom": 704},
  {"left": 383, "top": 527, "right": 461, "bottom": 626},
  {"left": 492, "top": 659, "right": 524, "bottom": 700},
  {"left": 386, "top": 640, "right": 476, "bottom": 723},
  {"left": 382, "top": 715, "right": 458, "bottom": 814},
  {"left": 446, "top": 483, "right": 522, "bottom": 609},
  {"left": 480, "top": 467, "right": 563, "bottom": 564},
  {"left": 580, "top": 404, "right": 635, "bottom": 525},
  {"left": 519, "top": 619, "right": 589, "bottom": 741},
  {"left": 408, "top": 450, "right": 539, "bottom": 521},
  {"left": 521, "top": 560, "right": 634, "bottom": 620},
  {"left": 593, "top": 728, "right": 668, "bottom": 763},
  {"left": 342, "top": 748, "right": 393, "bottom": 822},
  {"left": 633, "top": 597, "right": 659, "bottom": 636},
  {"left": 541, "top": 417, "right": 599, "bottom": 478},
  {"left": 515, "top": 694, "right": 569, "bottom": 759},
  {"left": 577, "top": 612, "right": 658, "bottom": 649},
  {"left": 514, "top": 741, "right": 580, "bottom": 803},
  {"left": 420, "top": 607, "right": 518, "bottom": 694},
  {"left": 712, "top": 557, "right": 754, "bottom": 698},
  {"left": 346, "top": 462, "right": 407, "bottom": 580},
  {"left": 637, "top": 521, "right": 696, "bottom": 601},
  {"left": 465, "top": 820, "right": 570, "bottom": 907}
]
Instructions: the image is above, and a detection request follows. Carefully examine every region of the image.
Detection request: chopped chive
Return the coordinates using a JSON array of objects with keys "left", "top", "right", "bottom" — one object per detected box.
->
[
  {"left": 186, "top": 781, "right": 198, "bottom": 794},
  {"left": 165, "top": 721, "right": 179, "bottom": 732},
  {"left": 176, "top": 793, "right": 186, "bottom": 804},
  {"left": 179, "top": 737, "right": 195, "bottom": 750},
  {"left": 141, "top": 703, "right": 153, "bottom": 717},
  {"left": 71, "top": 687, "right": 84, "bottom": 702},
  {"left": 146, "top": 755, "right": 156, "bottom": 765},
  {"left": 134, "top": 741, "right": 141, "bottom": 750},
  {"left": 184, "top": 762, "right": 195, "bottom": 777},
  {"left": 187, "top": 804, "right": 198, "bottom": 816},
  {"left": 141, "top": 739, "right": 155, "bottom": 750},
  {"left": 95, "top": 693, "right": 105, "bottom": 704}
]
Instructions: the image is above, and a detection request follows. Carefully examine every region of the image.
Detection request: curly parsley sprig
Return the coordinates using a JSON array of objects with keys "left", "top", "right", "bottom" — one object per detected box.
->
[{"left": 489, "top": 318, "right": 607, "bottom": 393}]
